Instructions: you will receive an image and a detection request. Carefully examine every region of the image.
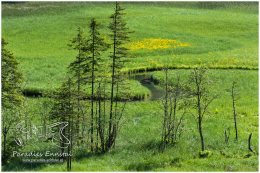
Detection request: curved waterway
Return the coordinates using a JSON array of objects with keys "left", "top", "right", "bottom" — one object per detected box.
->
[
  {"left": 129, "top": 73, "right": 165, "bottom": 101},
  {"left": 23, "top": 72, "right": 166, "bottom": 101}
]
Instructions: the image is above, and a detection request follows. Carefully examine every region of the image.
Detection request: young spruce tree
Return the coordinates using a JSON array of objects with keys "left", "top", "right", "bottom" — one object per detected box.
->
[
  {"left": 107, "top": 2, "right": 131, "bottom": 151},
  {"left": 68, "top": 27, "right": 86, "bottom": 142},
  {"left": 83, "top": 18, "right": 108, "bottom": 152}
]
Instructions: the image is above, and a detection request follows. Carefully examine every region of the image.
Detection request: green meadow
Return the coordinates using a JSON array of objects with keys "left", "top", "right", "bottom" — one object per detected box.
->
[
  {"left": 1, "top": 2, "right": 258, "bottom": 171},
  {"left": 2, "top": 2, "right": 258, "bottom": 94}
]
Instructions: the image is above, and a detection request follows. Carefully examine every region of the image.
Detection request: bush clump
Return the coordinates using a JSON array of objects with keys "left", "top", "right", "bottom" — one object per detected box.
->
[{"left": 199, "top": 150, "right": 212, "bottom": 158}]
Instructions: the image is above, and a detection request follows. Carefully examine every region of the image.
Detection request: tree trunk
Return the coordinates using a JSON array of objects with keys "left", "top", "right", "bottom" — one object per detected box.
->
[
  {"left": 77, "top": 68, "right": 80, "bottom": 140},
  {"left": 76, "top": 43, "right": 81, "bottom": 142},
  {"left": 198, "top": 116, "right": 205, "bottom": 151},
  {"left": 68, "top": 78, "right": 72, "bottom": 171},
  {"left": 248, "top": 133, "right": 253, "bottom": 152},
  {"left": 171, "top": 97, "right": 177, "bottom": 143},
  {"left": 113, "top": 82, "right": 119, "bottom": 149},
  {"left": 108, "top": 10, "right": 117, "bottom": 151},
  {"left": 231, "top": 83, "right": 238, "bottom": 141},
  {"left": 161, "top": 69, "right": 168, "bottom": 150},
  {"left": 90, "top": 22, "right": 96, "bottom": 152},
  {"left": 95, "top": 101, "right": 99, "bottom": 150},
  {"left": 102, "top": 83, "right": 106, "bottom": 152},
  {"left": 3, "top": 127, "right": 7, "bottom": 165},
  {"left": 197, "top": 84, "right": 205, "bottom": 151},
  {"left": 98, "top": 83, "right": 105, "bottom": 152}
]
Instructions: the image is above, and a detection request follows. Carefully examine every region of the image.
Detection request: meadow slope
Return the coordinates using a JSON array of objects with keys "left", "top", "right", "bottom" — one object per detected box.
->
[
  {"left": 1, "top": 2, "right": 258, "bottom": 171},
  {"left": 2, "top": 2, "right": 258, "bottom": 93}
]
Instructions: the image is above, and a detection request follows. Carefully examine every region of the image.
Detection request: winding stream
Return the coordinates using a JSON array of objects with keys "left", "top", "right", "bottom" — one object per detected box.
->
[
  {"left": 129, "top": 73, "right": 165, "bottom": 101},
  {"left": 22, "top": 72, "right": 166, "bottom": 101}
]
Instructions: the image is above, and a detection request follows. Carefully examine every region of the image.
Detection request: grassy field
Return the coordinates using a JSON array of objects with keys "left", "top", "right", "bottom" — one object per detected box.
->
[
  {"left": 3, "top": 70, "right": 258, "bottom": 171},
  {"left": 1, "top": 2, "right": 258, "bottom": 171},
  {"left": 2, "top": 2, "right": 258, "bottom": 94}
]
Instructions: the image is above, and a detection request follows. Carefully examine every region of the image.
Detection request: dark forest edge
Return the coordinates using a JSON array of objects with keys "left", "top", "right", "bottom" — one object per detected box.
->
[{"left": 2, "top": 2, "right": 258, "bottom": 17}]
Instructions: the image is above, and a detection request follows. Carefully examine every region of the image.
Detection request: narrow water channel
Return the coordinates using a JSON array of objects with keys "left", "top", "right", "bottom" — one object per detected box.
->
[
  {"left": 23, "top": 72, "right": 166, "bottom": 101},
  {"left": 129, "top": 73, "right": 165, "bottom": 101}
]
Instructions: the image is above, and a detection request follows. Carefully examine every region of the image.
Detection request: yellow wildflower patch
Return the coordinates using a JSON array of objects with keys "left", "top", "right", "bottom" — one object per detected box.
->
[{"left": 128, "top": 38, "right": 191, "bottom": 50}]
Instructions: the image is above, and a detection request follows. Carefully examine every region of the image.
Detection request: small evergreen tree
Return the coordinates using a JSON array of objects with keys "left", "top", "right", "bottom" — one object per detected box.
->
[
  {"left": 1, "top": 38, "right": 23, "bottom": 164},
  {"left": 50, "top": 78, "right": 74, "bottom": 170},
  {"left": 68, "top": 27, "right": 87, "bottom": 143},
  {"left": 83, "top": 18, "right": 108, "bottom": 152},
  {"left": 107, "top": 1, "right": 131, "bottom": 151}
]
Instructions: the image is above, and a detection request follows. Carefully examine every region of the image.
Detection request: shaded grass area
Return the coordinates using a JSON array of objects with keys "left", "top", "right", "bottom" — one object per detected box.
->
[
  {"left": 22, "top": 79, "right": 151, "bottom": 101},
  {"left": 3, "top": 69, "right": 258, "bottom": 171},
  {"left": 2, "top": 2, "right": 258, "bottom": 96}
]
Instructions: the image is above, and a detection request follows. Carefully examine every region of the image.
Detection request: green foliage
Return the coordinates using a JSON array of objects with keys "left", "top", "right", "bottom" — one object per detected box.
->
[
  {"left": 50, "top": 78, "right": 74, "bottom": 124},
  {"left": 6, "top": 70, "right": 258, "bottom": 171},
  {"left": 2, "top": 79, "right": 258, "bottom": 171},
  {"left": 1, "top": 38, "right": 23, "bottom": 108},
  {"left": 199, "top": 150, "right": 213, "bottom": 158},
  {"left": 1, "top": 38, "right": 24, "bottom": 165},
  {"left": 68, "top": 27, "right": 87, "bottom": 85},
  {"left": 86, "top": 18, "right": 109, "bottom": 73},
  {"left": 108, "top": 2, "right": 132, "bottom": 74},
  {"left": 106, "top": 2, "right": 132, "bottom": 151}
]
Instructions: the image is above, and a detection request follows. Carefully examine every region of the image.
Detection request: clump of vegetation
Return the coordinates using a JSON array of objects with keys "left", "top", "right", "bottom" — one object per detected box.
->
[
  {"left": 199, "top": 150, "right": 212, "bottom": 158},
  {"left": 160, "top": 68, "right": 188, "bottom": 150},
  {"left": 2, "top": 38, "right": 24, "bottom": 165},
  {"left": 50, "top": 78, "right": 74, "bottom": 171}
]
